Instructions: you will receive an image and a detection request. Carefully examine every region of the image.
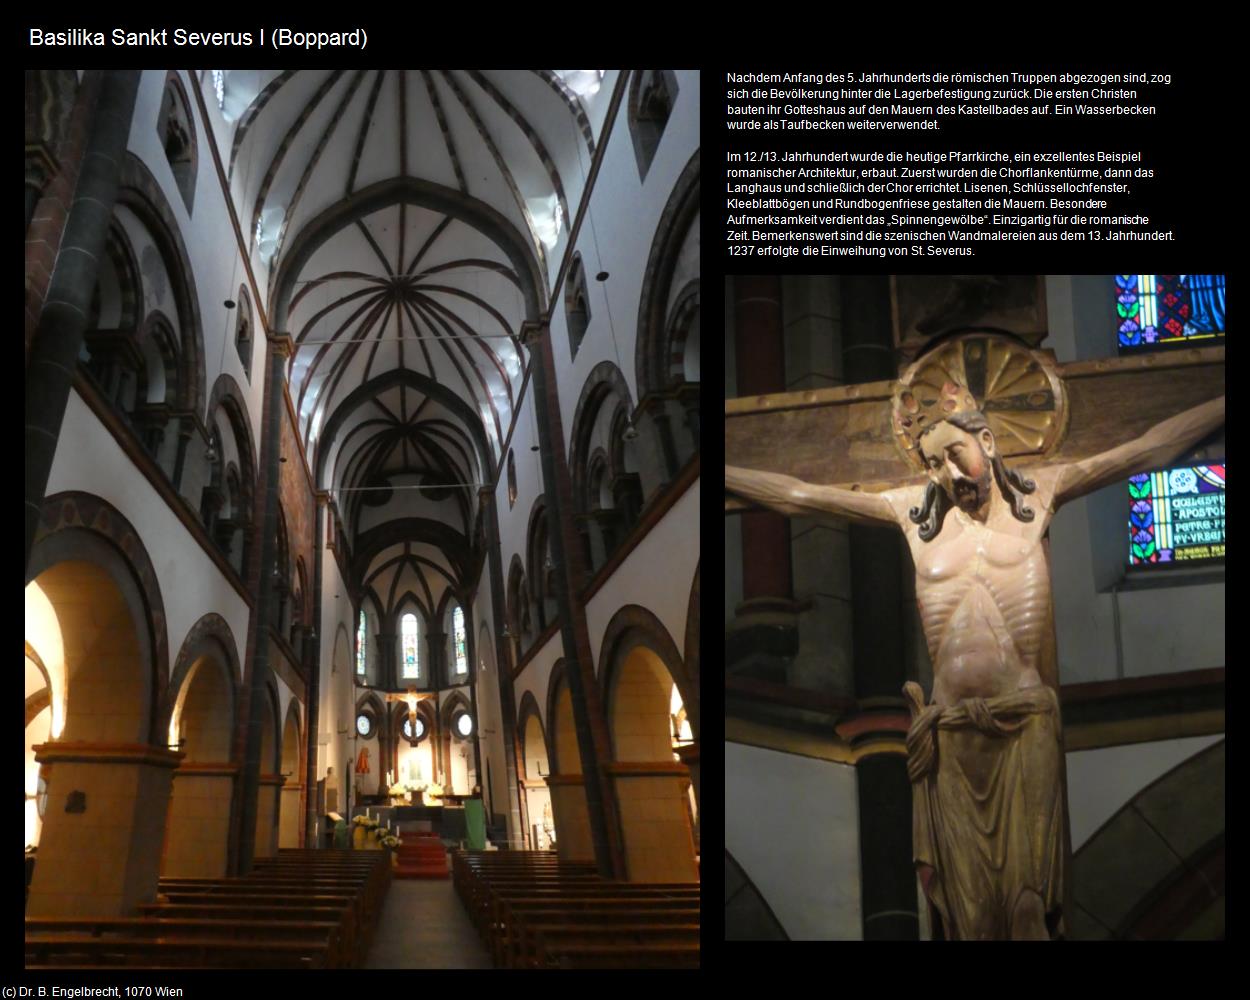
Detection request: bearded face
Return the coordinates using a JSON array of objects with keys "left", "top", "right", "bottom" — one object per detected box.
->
[{"left": 919, "top": 421, "right": 995, "bottom": 515}]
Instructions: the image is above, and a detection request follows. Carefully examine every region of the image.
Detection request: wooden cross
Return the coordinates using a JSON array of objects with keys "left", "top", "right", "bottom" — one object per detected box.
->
[{"left": 727, "top": 344, "right": 1224, "bottom": 505}]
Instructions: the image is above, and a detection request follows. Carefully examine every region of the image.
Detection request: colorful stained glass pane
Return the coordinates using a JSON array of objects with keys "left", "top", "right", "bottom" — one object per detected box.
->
[
  {"left": 402, "top": 613, "right": 420, "bottom": 679},
  {"left": 1128, "top": 462, "right": 1225, "bottom": 566},
  {"left": 453, "top": 606, "right": 467, "bottom": 674},
  {"left": 356, "top": 610, "right": 367, "bottom": 675},
  {"left": 1117, "top": 275, "right": 1225, "bottom": 350}
]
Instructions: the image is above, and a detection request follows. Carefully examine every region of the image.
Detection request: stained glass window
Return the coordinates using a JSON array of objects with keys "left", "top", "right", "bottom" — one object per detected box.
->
[
  {"left": 1129, "top": 463, "right": 1225, "bottom": 565},
  {"left": 452, "top": 606, "right": 468, "bottom": 675},
  {"left": 1116, "top": 275, "right": 1225, "bottom": 350},
  {"left": 356, "top": 610, "right": 367, "bottom": 676},
  {"left": 403, "top": 716, "right": 426, "bottom": 741},
  {"left": 211, "top": 70, "right": 226, "bottom": 109},
  {"left": 401, "top": 612, "right": 420, "bottom": 680}
]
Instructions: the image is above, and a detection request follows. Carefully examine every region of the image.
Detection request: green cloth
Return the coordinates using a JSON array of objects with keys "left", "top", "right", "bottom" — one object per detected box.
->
[
  {"left": 333, "top": 819, "right": 350, "bottom": 849},
  {"left": 464, "top": 798, "right": 487, "bottom": 850}
]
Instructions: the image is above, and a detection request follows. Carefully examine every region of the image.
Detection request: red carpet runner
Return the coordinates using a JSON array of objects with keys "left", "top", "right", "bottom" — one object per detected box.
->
[{"left": 393, "top": 832, "right": 450, "bottom": 880}]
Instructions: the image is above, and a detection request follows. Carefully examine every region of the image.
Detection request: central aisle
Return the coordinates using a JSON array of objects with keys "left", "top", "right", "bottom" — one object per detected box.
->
[{"left": 365, "top": 875, "right": 493, "bottom": 968}]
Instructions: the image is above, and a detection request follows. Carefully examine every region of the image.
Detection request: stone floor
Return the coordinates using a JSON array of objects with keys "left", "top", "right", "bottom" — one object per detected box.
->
[{"left": 364, "top": 876, "right": 492, "bottom": 968}]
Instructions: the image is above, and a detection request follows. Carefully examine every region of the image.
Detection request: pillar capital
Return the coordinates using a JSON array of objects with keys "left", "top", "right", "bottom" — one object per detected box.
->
[
  {"left": 33, "top": 742, "right": 185, "bottom": 768},
  {"left": 267, "top": 331, "right": 295, "bottom": 358},
  {"left": 518, "top": 320, "right": 546, "bottom": 348}
]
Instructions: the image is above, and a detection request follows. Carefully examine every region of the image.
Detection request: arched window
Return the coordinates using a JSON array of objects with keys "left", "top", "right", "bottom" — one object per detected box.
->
[
  {"left": 629, "top": 70, "right": 678, "bottom": 181},
  {"left": 400, "top": 612, "right": 421, "bottom": 681},
  {"left": 1116, "top": 274, "right": 1225, "bottom": 352},
  {"left": 565, "top": 254, "right": 591, "bottom": 359},
  {"left": 507, "top": 450, "right": 518, "bottom": 509},
  {"left": 356, "top": 609, "right": 367, "bottom": 676},
  {"left": 156, "top": 73, "right": 197, "bottom": 213},
  {"left": 451, "top": 606, "right": 468, "bottom": 676}
]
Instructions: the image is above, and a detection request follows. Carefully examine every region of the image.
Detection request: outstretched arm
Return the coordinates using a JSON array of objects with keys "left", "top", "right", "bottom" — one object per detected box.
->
[
  {"left": 726, "top": 465, "right": 900, "bottom": 528},
  {"left": 1054, "top": 395, "right": 1225, "bottom": 506}
]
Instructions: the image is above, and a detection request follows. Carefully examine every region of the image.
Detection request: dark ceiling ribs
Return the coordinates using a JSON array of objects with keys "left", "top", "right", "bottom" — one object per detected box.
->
[
  {"left": 272, "top": 69, "right": 369, "bottom": 266},
  {"left": 435, "top": 70, "right": 547, "bottom": 274},
  {"left": 529, "top": 70, "right": 596, "bottom": 156},
  {"left": 229, "top": 69, "right": 299, "bottom": 181},
  {"left": 421, "top": 70, "right": 467, "bottom": 193},
  {"left": 248, "top": 70, "right": 345, "bottom": 257},
  {"left": 465, "top": 70, "right": 570, "bottom": 230},
  {"left": 222, "top": 69, "right": 599, "bottom": 605},
  {"left": 346, "top": 69, "right": 387, "bottom": 197}
]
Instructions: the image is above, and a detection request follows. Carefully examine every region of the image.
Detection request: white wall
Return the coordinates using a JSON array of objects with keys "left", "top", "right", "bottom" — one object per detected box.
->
[
  {"left": 1044, "top": 276, "right": 1226, "bottom": 684},
  {"left": 1065, "top": 735, "right": 1224, "bottom": 851},
  {"left": 47, "top": 390, "right": 251, "bottom": 686},
  {"left": 550, "top": 70, "right": 701, "bottom": 443},
  {"left": 726, "top": 742, "right": 862, "bottom": 940},
  {"left": 128, "top": 71, "right": 264, "bottom": 441},
  {"left": 586, "top": 480, "right": 699, "bottom": 677}
]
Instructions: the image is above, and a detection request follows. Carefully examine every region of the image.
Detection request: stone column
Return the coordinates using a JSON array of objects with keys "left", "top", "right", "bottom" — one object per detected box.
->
[
  {"left": 279, "top": 779, "right": 302, "bottom": 848},
  {"left": 233, "top": 332, "right": 293, "bottom": 874},
  {"left": 840, "top": 275, "right": 917, "bottom": 941},
  {"left": 164, "top": 764, "right": 237, "bottom": 877},
  {"left": 25, "top": 71, "right": 141, "bottom": 574},
  {"left": 426, "top": 628, "right": 446, "bottom": 687},
  {"left": 255, "top": 774, "right": 286, "bottom": 858},
  {"left": 728, "top": 275, "right": 803, "bottom": 682},
  {"left": 28, "top": 742, "right": 183, "bottom": 916},
  {"left": 675, "top": 742, "right": 700, "bottom": 844},
  {"left": 521, "top": 320, "right": 625, "bottom": 878},
  {"left": 375, "top": 632, "right": 396, "bottom": 687},
  {"left": 604, "top": 762, "right": 699, "bottom": 883},
  {"left": 545, "top": 773, "right": 594, "bottom": 862},
  {"left": 781, "top": 276, "right": 856, "bottom": 697}
]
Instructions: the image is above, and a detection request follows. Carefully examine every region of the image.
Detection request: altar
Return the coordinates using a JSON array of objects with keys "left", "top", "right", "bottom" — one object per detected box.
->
[{"left": 370, "top": 802, "right": 468, "bottom": 842}]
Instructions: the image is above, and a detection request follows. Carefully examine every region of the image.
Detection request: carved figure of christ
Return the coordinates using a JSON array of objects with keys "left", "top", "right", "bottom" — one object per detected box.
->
[{"left": 726, "top": 393, "right": 1224, "bottom": 938}]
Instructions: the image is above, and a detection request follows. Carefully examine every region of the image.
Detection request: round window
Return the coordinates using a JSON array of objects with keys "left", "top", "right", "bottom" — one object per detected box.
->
[
  {"left": 403, "top": 717, "right": 426, "bottom": 741},
  {"left": 356, "top": 714, "right": 372, "bottom": 738},
  {"left": 455, "top": 712, "right": 474, "bottom": 738}
]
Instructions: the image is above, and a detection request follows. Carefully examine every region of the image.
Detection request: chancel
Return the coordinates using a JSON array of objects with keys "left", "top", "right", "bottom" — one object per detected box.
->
[
  {"left": 25, "top": 69, "right": 700, "bottom": 969},
  {"left": 725, "top": 275, "right": 1224, "bottom": 941}
]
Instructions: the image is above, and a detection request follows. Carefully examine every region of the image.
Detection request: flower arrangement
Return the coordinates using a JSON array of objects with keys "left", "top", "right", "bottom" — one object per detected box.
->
[
  {"left": 380, "top": 834, "right": 401, "bottom": 849},
  {"left": 352, "top": 814, "right": 380, "bottom": 828},
  {"left": 388, "top": 779, "right": 426, "bottom": 802},
  {"left": 421, "top": 782, "right": 445, "bottom": 806}
]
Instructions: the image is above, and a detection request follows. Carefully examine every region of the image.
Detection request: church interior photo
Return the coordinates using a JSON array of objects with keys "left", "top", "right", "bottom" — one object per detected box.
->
[
  {"left": 725, "top": 274, "right": 1224, "bottom": 941},
  {"left": 24, "top": 68, "right": 700, "bottom": 969}
]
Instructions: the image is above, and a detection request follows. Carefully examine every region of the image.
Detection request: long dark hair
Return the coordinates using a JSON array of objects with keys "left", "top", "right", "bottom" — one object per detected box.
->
[{"left": 908, "top": 411, "right": 1036, "bottom": 541}]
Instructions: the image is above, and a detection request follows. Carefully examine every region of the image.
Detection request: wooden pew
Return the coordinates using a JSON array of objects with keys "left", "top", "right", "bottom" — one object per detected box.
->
[
  {"left": 25, "top": 934, "right": 330, "bottom": 969},
  {"left": 25, "top": 916, "right": 343, "bottom": 967},
  {"left": 449, "top": 850, "right": 699, "bottom": 968},
  {"left": 506, "top": 909, "right": 700, "bottom": 968}
]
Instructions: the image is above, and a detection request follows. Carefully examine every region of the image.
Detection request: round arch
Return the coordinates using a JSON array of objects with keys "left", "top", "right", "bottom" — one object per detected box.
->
[
  {"left": 599, "top": 604, "right": 697, "bottom": 745},
  {"left": 545, "top": 660, "right": 582, "bottom": 776},
  {"left": 517, "top": 690, "right": 550, "bottom": 781},
  {"left": 635, "top": 149, "right": 701, "bottom": 396},
  {"left": 117, "top": 151, "right": 205, "bottom": 418},
  {"left": 29, "top": 492, "right": 169, "bottom": 744},
  {"left": 163, "top": 613, "right": 240, "bottom": 760}
]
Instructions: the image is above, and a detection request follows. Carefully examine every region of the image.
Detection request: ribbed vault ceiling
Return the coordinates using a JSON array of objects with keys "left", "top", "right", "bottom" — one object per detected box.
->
[{"left": 213, "top": 68, "right": 615, "bottom": 617}]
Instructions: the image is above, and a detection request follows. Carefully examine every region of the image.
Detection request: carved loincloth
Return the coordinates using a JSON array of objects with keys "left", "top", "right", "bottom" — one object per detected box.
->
[{"left": 903, "top": 681, "right": 1064, "bottom": 940}]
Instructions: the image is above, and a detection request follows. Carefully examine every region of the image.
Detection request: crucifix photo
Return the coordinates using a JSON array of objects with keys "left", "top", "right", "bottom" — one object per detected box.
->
[{"left": 726, "top": 278, "right": 1224, "bottom": 940}]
